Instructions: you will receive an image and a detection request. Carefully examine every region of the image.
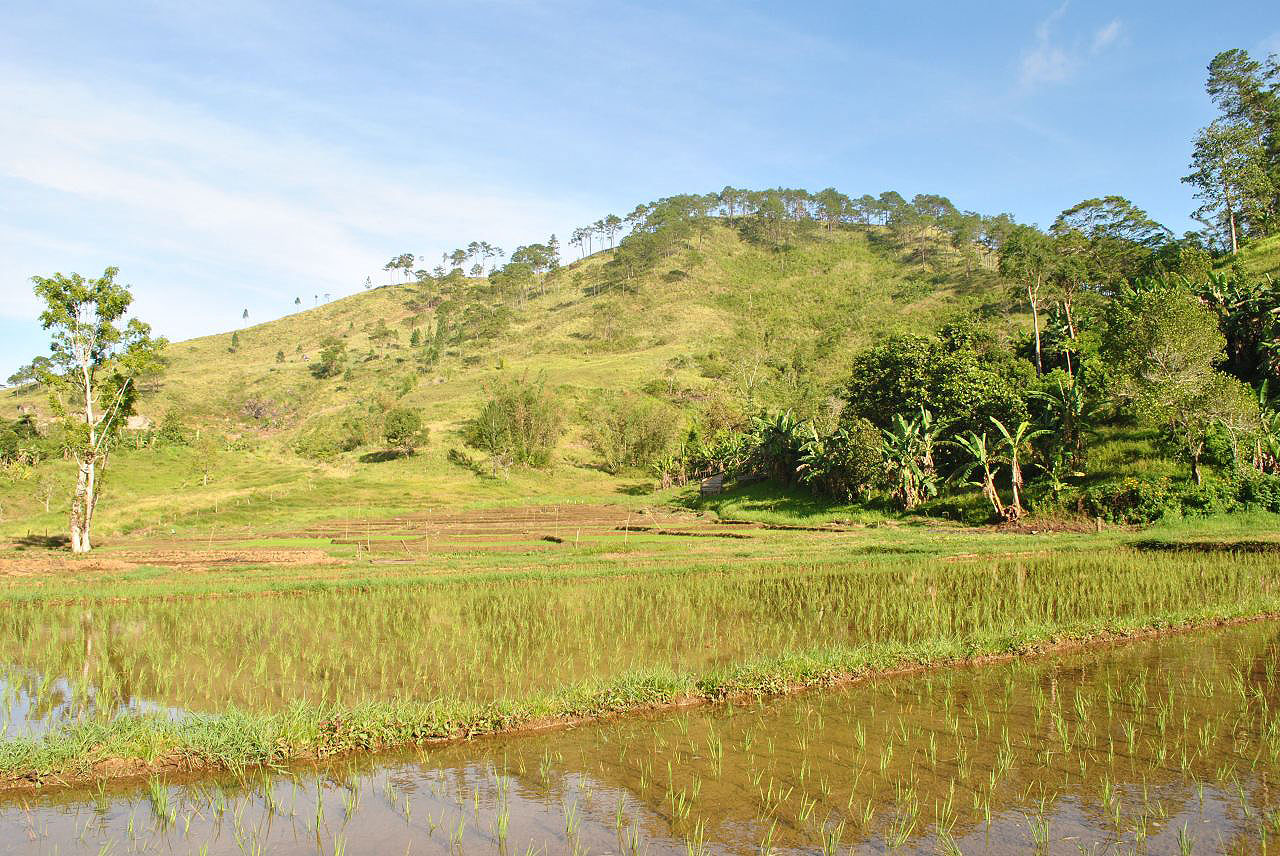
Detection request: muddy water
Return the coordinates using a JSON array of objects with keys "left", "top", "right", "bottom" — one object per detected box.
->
[{"left": 5, "top": 621, "right": 1280, "bottom": 854}]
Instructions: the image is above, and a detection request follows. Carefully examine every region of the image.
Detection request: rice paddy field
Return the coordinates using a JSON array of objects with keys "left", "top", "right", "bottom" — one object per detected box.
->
[{"left": 2, "top": 504, "right": 1280, "bottom": 853}]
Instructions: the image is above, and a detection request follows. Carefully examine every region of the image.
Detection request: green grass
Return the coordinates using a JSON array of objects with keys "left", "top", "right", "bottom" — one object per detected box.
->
[{"left": 1222, "top": 232, "right": 1280, "bottom": 279}]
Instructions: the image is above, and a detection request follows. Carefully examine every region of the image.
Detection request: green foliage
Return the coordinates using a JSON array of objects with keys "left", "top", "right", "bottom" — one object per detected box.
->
[
  {"left": 462, "top": 375, "right": 564, "bottom": 470},
  {"left": 293, "top": 407, "right": 380, "bottom": 461},
  {"left": 155, "top": 407, "right": 190, "bottom": 447},
  {"left": 0, "top": 416, "right": 41, "bottom": 468},
  {"left": 383, "top": 407, "right": 427, "bottom": 456},
  {"left": 311, "top": 337, "right": 346, "bottom": 379},
  {"left": 585, "top": 394, "right": 679, "bottom": 474},
  {"left": 1238, "top": 472, "right": 1280, "bottom": 512},
  {"left": 1104, "top": 279, "right": 1259, "bottom": 482},
  {"left": 796, "top": 417, "right": 882, "bottom": 501},
  {"left": 31, "top": 266, "right": 165, "bottom": 551},
  {"left": 1197, "top": 270, "right": 1280, "bottom": 384},
  {"left": 1081, "top": 475, "right": 1248, "bottom": 524},
  {"left": 1184, "top": 49, "right": 1280, "bottom": 252},
  {"left": 1081, "top": 476, "right": 1178, "bottom": 524},
  {"left": 879, "top": 408, "right": 944, "bottom": 510},
  {"left": 747, "top": 410, "right": 807, "bottom": 485},
  {"left": 5, "top": 357, "right": 52, "bottom": 390},
  {"left": 842, "top": 331, "right": 1029, "bottom": 461},
  {"left": 948, "top": 430, "right": 1004, "bottom": 520}
]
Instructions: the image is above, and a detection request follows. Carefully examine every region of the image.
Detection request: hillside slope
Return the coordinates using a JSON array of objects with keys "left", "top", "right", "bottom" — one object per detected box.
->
[
  {"left": 0, "top": 222, "right": 1018, "bottom": 537},
  {"left": 1225, "top": 234, "right": 1280, "bottom": 280}
]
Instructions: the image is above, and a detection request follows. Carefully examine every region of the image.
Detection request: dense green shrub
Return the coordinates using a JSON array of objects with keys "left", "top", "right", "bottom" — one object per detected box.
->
[
  {"left": 1177, "top": 478, "right": 1242, "bottom": 517},
  {"left": 797, "top": 417, "right": 883, "bottom": 501},
  {"left": 1237, "top": 473, "right": 1280, "bottom": 513},
  {"left": 155, "top": 407, "right": 190, "bottom": 447},
  {"left": 842, "top": 330, "right": 1030, "bottom": 467},
  {"left": 383, "top": 407, "right": 427, "bottom": 455},
  {"left": 462, "top": 375, "right": 563, "bottom": 470},
  {"left": 586, "top": 394, "right": 679, "bottom": 474},
  {"left": 1081, "top": 477, "right": 1178, "bottom": 524},
  {"left": 1081, "top": 475, "right": 1249, "bottom": 524}
]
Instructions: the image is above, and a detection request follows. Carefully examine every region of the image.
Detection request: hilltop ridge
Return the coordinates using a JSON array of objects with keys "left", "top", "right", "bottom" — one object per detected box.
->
[{"left": 5, "top": 220, "right": 1012, "bottom": 449}]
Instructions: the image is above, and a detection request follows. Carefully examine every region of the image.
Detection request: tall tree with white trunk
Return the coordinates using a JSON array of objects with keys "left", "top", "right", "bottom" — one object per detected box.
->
[{"left": 32, "top": 267, "right": 164, "bottom": 553}]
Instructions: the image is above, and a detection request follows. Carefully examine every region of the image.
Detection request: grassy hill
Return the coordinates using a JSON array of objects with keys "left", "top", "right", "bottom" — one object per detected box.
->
[
  {"left": 0, "top": 221, "right": 1018, "bottom": 539},
  {"left": 1226, "top": 233, "right": 1280, "bottom": 280}
]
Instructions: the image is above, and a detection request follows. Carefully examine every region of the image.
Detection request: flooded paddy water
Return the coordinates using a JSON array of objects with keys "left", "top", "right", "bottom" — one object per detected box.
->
[
  {"left": 2, "top": 548, "right": 1276, "bottom": 735},
  {"left": 4, "top": 619, "right": 1280, "bottom": 854}
]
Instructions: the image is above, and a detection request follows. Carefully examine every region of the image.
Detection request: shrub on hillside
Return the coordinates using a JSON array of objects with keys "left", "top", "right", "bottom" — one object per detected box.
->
[
  {"left": 311, "top": 337, "right": 346, "bottom": 379},
  {"left": 462, "top": 375, "right": 563, "bottom": 471},
  {"left": 0, "top": 418, "right": 41, "bottom": 468},
  {"left": 586, "top": 394, "right": 679, "bottom": 474},
  {"left": 293, "top": 408, "right": 379, "bottom": 461},
  {"left": 383, "top": 407, "right": 427, "bottom": 456},
  {"left": 293, "top": 421, "right": 352, "bottom": 461},
  {"left": 155, "top": 407, "right": 191, "bottom": 447}
]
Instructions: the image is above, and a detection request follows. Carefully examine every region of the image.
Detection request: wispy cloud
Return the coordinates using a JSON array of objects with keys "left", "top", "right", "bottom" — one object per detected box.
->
[
  {"left": 0, "top": 65, "right": 588, "bottom": 344},
  {"left": 1019, "top": 3, "right": 1075, "bottom": 90},
  {"left": 1092, "top": 19, "right": 1123, "bottom": 53},
  {"left": 1018, "top": 4, "right": 1123, "bottom": 92}
]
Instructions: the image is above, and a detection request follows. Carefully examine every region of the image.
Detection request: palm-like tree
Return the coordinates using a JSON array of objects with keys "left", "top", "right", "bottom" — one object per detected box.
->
[
  {"left": 1029, "top": 377, "right": 1100, "bottom": 460},
  {"left": 751, "top": 410, "right": 806, "bottom": 484},
  {"left": 949, "top": 431, "right": 1004, "bottom": 519},
  {"left": 989, "top": 417, "right": 1049, "bottom": 520},
  {"left": 1253, "top": 381, "right": 1280, "bottom": 474},
  {"left": 881, "top": 408, "right": 946, "bottom": 510}
]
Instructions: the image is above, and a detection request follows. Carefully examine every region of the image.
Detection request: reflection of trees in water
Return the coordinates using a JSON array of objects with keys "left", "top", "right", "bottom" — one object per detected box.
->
[{"left": 1, "top": 612, "right": 150, "bottom": 731}]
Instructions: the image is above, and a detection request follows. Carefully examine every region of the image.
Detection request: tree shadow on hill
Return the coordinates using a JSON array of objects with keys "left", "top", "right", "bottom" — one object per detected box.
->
[
  {"left": 615, "top": 481, "right": 657, "bottom": 496},
  {"left": 359, "top": 450, "right": 410, "bottom": 463},
  {"left": 12, "top": 534, "right": 71, "bottom": 550}
]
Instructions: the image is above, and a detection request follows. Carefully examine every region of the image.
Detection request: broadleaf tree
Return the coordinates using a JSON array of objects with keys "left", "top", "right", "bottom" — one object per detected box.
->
[{"left": 33, "top": 268, "right": 165, "bottom": 553}]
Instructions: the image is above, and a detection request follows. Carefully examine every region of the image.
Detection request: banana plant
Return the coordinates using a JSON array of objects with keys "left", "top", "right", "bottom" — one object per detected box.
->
[
  {"left": 750, "top": 410, "right": 806, "bottom": 484},
  {"left": 881, "top": 408, "right": 946, "bottom": 510},
  {"left": 989, "top": 416, "right": 1050, "bottom": 520},
  {"left": 1254, "top": 380, "right": 1280, "bottom": 474},
  {"left": 1029, "top": 376, "right": 1101, "bottom": 461},
  {"left": 949, "top": 431, "right": 1004, "bottom": 519}
]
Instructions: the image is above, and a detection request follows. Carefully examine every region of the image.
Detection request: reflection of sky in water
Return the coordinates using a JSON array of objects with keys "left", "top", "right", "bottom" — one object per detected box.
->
[{"left": 0, "top": 666, "right": 182, "bottom": 737}]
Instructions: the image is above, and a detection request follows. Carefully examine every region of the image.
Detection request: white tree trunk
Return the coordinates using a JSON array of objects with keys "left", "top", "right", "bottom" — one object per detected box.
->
[{"left": 70, "top": 457, "right": 94, "bottom": 552}]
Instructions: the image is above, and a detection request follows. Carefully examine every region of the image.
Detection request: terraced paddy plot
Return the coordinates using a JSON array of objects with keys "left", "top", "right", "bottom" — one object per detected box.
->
[
  {"left": 3, "top": 620, "right": 1280, "bottom": 854},
  {"left": 1, "top": 549, "right": 1278, "bottom": 740}
]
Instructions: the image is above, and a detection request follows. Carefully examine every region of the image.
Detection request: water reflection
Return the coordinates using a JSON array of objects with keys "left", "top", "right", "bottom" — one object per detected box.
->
[{"left": 4, "top": 621, "right": 1280, "bottom": 853}]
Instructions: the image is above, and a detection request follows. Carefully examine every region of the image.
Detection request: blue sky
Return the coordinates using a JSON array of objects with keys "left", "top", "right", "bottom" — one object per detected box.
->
[{"left": 1, "top": 1, "right": 1277, "bottom": 379}]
